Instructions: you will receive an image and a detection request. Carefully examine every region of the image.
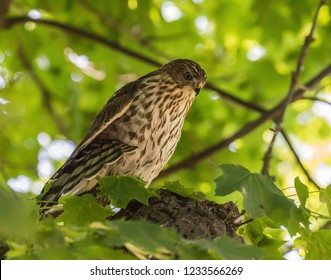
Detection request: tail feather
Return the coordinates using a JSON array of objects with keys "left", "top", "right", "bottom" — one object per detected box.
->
[{"left": 39, "top": 139, "right": 137, "bottom": 217}]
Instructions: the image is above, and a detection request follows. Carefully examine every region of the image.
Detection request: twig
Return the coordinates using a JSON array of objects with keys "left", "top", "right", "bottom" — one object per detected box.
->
[
  {"left": 158, "top": 64, "right": 331, "bottom": 178},
  {"left": 261, "top": 0, "right": 326, "bottom": 176},
  {"left": 4, "top": 16, "right": 262, "bottom": 114},
  {"left": 234, "top": 218, "right": 254, "bottom": 228},
  {"left": 283, "top": 0, "right": 325, "bottom": 117},
  {"left": 205, "top": 82, "right": 267, "bottom": 113},
  {"left": 17, "top": 47, "right": 67, "bottom": 134},
  {"left": 261, "top": 127, "right": 278, "bottom": 176},
  {"left": 301, "top": 97, "right": 331, "bottom": 106},
  {"left": 280, "top": 128, "right": 320, "bottom": 190}
]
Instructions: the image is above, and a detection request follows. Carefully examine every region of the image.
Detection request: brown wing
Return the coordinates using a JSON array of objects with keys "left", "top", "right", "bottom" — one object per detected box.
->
[
  {"left": 39, "top": 81, "right": 141, "bottom": 209},
  {"left": 71, "top": 81, "right": 139, "bottom": 157}
]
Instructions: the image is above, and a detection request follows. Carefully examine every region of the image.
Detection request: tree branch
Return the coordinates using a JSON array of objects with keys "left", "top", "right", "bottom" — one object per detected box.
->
[
  {"left": 4, "top": 16, "right": 262, "bottom": 114},
  {"left": 261, "top": 128, "right": 278, "bottom": 176},
  {"left": 301, "top": 96, "right": 331, "bottom": 106},
  {"left": 261, "top": 0, "right": 326, "bottom": 176},
  {"left": 158, "top": 64, "right": 331, "bottom": 178},
  {"left": 283, "top": 0, "right": 325, "bottom": 119},
  {"left": 280, "top": 128, "right": 320, "bottom": 190},
  {"left": 0, "top": 0, "right": 11, "bottom": 27},
  {"left": 4, "top": 12, "right": 331, "bottom": 183},
  {"left": 5, "top": 16, "right": 162, "bottom": 67},
  {"left": 205, "top": 82, "right": 267, "bottom": 113},
  {"left": 17, "top": 46, "right": 67, "bottom": 134}
]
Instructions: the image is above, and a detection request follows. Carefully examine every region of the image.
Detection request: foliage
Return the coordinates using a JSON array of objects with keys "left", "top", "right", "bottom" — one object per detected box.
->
[
  {"left": 99, "top": 176, "right": 157, "bottom": 208},
  {"left": 1, "top": 0, "right": 331, "bottom": 259},
  {"left": 1, "top": 177, "right": 266, "bottom": 260},
  {"left": 1, "top": 167, "right": 331, "bottom": 260},
  {"left": 214, "top": 164, "right": 308, "bottom": 235}
]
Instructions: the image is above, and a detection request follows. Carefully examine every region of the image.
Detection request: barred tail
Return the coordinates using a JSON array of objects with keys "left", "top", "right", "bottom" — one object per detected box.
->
[{"left": 39, "top": 139, "right": 137, "bottom": 216}]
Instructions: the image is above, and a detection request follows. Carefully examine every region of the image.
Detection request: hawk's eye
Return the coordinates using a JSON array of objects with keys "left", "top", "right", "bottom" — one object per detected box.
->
[{"left": 184, "top": 71, "right": 192, "bottom": 80}]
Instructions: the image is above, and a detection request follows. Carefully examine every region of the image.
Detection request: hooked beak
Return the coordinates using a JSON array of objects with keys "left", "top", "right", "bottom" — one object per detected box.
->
[{"left": 194, "top": 81, "right": 204, "bottom": 95}]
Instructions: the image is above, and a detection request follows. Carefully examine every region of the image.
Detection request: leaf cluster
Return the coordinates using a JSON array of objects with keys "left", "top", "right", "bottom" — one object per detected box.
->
[{"left": 1, "top": 165, "right": 331, "bottom": 260}]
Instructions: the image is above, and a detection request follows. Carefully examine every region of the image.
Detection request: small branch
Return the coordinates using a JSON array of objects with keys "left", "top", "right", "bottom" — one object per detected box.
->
[
  {"left": 205, "top": 82, "right": 267, "bottom": 113},
  {"left": 261, "top": 128, "right": 278, "bottom": 176},
  {"left": 17, "top": 47, "right": 67, "bottom": 134},
  {"left": 5, "top": 16, "right": 163, "bottom": 67},
  {"left": 158, "top": 64, "right": 331, "bottom": 178},
  {"left": 280, "top": 128, "right": 320, "bottom": 190},
  {"left": 261, "top": 0, "right": 326, "bottom": 175},
  {"left": 283, "top": 0, "right": 325, "bottom": 117},
  {"left": 301, "top": 97, "right": 331, "bottom": 106}
]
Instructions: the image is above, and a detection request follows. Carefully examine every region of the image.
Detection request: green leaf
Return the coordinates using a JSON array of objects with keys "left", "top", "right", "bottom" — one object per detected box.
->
[
  {"left": 162, "top": 181, "right": 205, "bottom": 200},
  {"left": 303, "top": 229, "right": 331, "bottom": 260},
  {"left": 0, "top": 185, "right": 38, "bottom": 237},
  {"left": 57, "top": 194, "right": 108, "bottom": 226},
  {"left": 195, "top": 237, "right": 265, "bottom": 260},
  {"left": 214, "top": 164, "right": 296, "bottom": 227},
  {"left": 238, "top": 218, "right": 286, "bottom": 260},
  {"left": 102, "top": 220, "right": 181, "bottom": 259},
  {"left": 320, "top": 185, "right": 331, "bottom": 216},
  {"left": 72, "top": 245, "right": 135, "bottom": 260},
  {"left": 31, "top": 218, "right": 66, "bottom": 253},
  {"left": 288, "top": 206, "right": 311, "bottom": 235},
  {"left": 99, "top": 220, "right": 264, "bottom": 260},
  {"left": 5, "top": 242, "right": 31, "bottom": 260},
  {"left": 176, "top": 243, "right": 217, "bottom": 260},
  {"left": 294, "top": 177, "right": 309, "bottom": 207},
  {"left": 214, "top": 164, "right": 251, "bottom": 196},
  {"left": 99, "top": 176, "right": 157, "bottom": 208},
  {"left": 33, "top": 246, "right": 76, "bottom": 260},
  {"left": 35, "top": 244, "right": 134, "bottom": 260}
]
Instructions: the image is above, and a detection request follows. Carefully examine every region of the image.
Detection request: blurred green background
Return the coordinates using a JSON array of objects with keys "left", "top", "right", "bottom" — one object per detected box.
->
[
  {"left": 1, "top": 0, "right": 331, "bottom": 260},
  {"left": 1, "top": 0, "right": 330, "bottom": 195}
]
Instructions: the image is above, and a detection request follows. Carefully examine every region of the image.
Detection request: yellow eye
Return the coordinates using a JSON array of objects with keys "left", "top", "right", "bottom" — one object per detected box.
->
[{"left": 184, "top": 71, "right": 192, "bottom": 80}]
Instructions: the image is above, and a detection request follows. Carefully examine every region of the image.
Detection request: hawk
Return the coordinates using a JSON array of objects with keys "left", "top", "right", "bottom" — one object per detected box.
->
[{"left": 40, "top": 59, "right": 207, "bottom": 215}]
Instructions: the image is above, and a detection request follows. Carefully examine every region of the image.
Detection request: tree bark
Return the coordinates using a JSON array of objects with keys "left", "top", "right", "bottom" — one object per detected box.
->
[{"left": 111, "top": 189, "right": 243, "bottom": 242}]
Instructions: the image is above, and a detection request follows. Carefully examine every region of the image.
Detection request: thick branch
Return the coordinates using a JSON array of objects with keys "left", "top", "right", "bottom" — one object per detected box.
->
[{"left": 111, "top": 189, "right": 243, "bottom": 242}]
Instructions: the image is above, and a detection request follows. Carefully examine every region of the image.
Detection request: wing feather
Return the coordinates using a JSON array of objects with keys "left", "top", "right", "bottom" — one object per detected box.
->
[
  {"left": 40, "top": 140, "right": 137, "bottom": 207},
  {"left": 72, "top": 86, "right": 136, "bottom": 157},
  {"left": 40, "top": 81, "right": 141, "bottom": 210}
]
